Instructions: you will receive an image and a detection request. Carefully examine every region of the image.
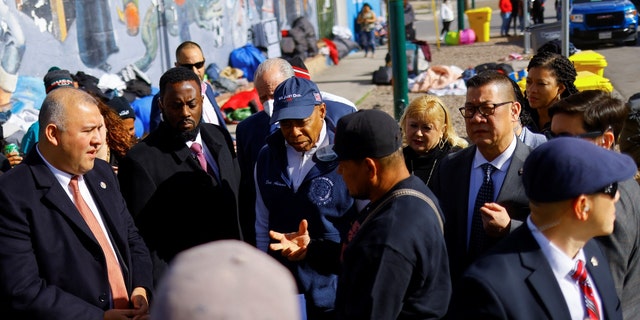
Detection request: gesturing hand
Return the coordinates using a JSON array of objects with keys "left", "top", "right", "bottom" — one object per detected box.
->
[{"left": 269, "top": 219, "right": 310, "bottom": 261}]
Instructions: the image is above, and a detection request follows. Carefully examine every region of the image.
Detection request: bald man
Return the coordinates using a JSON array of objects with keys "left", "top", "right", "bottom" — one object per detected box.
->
[{"left": 0, "top": 88, "right": 153, "bottom": 319}]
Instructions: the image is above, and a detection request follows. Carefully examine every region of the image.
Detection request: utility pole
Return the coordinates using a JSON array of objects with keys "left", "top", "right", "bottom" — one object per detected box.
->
[
  {"left": 388, "top": 0, "right": 409, "bottom": 120},
  {"left": 457, "top": 0, "right": 466, "bottom": 30}
]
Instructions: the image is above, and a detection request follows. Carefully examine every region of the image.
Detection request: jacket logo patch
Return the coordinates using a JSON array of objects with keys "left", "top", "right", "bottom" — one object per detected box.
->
[{"left": 308, "top": 177, "right": 333, "bottom": 206}]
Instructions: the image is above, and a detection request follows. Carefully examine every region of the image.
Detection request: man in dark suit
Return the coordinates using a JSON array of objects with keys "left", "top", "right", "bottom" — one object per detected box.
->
[
  {"left": 548, "top": 90, "right": 640, "bottom": 318},
  {"left": 431, "top": 71, "right": 531, "bottom": 283},
  {"left": 0, "top": 88, "right": 153, "bottom": 319},
  {"left": 118, "top": 67, "right": 241, "bottom": 284},
  {"left": 451, "top": 138, "right": 634, "bottom": 319},
  {"left": 148, "top": 41, "right": 227, "bottom": 133}
]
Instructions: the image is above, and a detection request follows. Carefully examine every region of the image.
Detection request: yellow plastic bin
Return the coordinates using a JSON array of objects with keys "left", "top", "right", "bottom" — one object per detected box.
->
[
  {"left": 465, "top": 7, "right": 492, "bottom": 42},
  {"left": 569, "top": 50, "right": 608, "bottom": 77},
  {"left": 574, "top": 71, "right": 613, "bottom": 92}
]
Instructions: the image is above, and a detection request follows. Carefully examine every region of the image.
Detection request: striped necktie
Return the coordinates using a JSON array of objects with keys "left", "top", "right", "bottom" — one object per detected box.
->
[{"left": 570, "top": 259, "right": 600, "bottom": 320}]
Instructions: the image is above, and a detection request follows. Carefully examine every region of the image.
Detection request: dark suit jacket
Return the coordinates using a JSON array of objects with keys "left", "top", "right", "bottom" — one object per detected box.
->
[
  {"left": 148, "top": 83, "right": 227, "bottom": 133},
  {"left": 431, "top": 139, "right": 531, "bottom": 282},
  {"left": 235, "top": 111, "right": 270, "bottom": 245},
  {"left": 450, "top": 226, "right": 622, "bottom": 320},
  {"left": 596, "top": 178, "right": 640, "bottom": 317},
  {"left": 118, "top": 122, "right": 241, "bottom": 282},
  {"left": 0, "top": 151, "right": 153, "bottom": 319}
]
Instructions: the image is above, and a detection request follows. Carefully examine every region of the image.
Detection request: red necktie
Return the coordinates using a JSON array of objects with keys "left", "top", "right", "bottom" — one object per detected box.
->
[
  {"left": 190, "top": 142, "right": 207, "bottom": 171},
  {"left": 571, "top": 260, "right": 600, "bottom": 320},
  {"left": 69, "top": 176, "right": 129, "bottom": 309}
]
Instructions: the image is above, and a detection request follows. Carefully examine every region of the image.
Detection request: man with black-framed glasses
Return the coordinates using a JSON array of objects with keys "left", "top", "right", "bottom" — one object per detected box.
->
[
  {"left": 431, "top": 71, "right": 532, "bottom": 293},
  {"left": 149, "top": 41, "right": 228, "bottom": 134},
  {"left": 548, "top": 89, "right": 640, "bottom": 318}
]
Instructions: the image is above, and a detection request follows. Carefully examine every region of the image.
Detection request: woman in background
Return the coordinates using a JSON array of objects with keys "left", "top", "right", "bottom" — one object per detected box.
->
[
  {"left": 524, "top": 50, "right": 578, "bottom": 133},
  {"left": 95, "top": 98, "right": 137, "bottom": 171},
  {"left": 400, "top": 95, "right": 468, "bottom": 187},
  {"left": 357, "top": 3, "right": 377, "bottom": 58}
]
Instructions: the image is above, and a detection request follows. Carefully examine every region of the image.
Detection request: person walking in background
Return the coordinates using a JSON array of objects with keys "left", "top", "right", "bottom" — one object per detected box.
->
[
  {"left": 450, "top": 138, "right": 630, "bottom": 319},
  {"left": 404, "top": 0, "right": 416, "bottom": 40},
  {"left": 509, "top": 0, "right": 524, "bottom": 35},
  {"left": 499, "top": 0, "right": 513, "bottom": 36},
  {"left": 440, "top": 0, "right": 455, "bottom": 41},
  {"left": 400, "top": 95, "right": 467, "bottom": 187},
  {"left": 357, "top": 3, "right": 377, "bottom": 58},
  {"left": 0, "top": 87, "right": 153, "bottom": 319},
  {"left": 118, "top": 67, "right": 242, "bottom": 284},
  {"left": 532, "top": 0, "right": 545, "bottom": 24}
]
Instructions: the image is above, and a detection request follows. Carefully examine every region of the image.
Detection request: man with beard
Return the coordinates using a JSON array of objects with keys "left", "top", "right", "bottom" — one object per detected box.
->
[{"left": 118, "top": 67, "right": 241, "bottom": 284}]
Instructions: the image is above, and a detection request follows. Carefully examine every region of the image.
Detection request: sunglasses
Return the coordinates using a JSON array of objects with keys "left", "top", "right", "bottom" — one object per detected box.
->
[
  {"left": 597, "top": 182, "right": 618, "bottom": 199},
  {"left": 544, "top": 126, "right": 613, "bottom": 140},
  {"left": 179, "top": 60, "right": 205, "bottom": 69}
]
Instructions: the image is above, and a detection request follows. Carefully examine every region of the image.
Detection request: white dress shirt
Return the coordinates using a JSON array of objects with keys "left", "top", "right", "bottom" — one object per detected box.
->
[
  {"left": 466, "top": 135, "right": 517, "bottom": 247},
  {"left": 528, "top": 217, "right": 604, "bottom": 320}
]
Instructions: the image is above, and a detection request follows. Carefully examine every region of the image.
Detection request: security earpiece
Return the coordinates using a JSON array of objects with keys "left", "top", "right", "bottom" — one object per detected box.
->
[{"left": 584, "top": 205, "right": 590, "bottom": 212}]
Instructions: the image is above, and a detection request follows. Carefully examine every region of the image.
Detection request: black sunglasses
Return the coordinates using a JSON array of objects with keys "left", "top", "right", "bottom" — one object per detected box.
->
[
  {"left": 544, "top": 126, "right": 613, "bottom": 140},
  {"left": 179, "top": 60, "right": 205, "bottom": 69},
  {"left": 597, "top": 182, "right": 618, "bottom": 199}
]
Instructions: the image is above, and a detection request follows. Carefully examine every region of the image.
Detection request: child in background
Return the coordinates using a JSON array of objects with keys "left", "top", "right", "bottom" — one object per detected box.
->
[{"left": 440, "top": 0, "right": 454, "bottom": 41}]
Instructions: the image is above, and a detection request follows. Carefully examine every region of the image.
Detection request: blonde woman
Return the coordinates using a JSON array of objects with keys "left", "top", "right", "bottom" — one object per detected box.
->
[{"left": 400, "top": 95, "right": 468, "bottom": 186}]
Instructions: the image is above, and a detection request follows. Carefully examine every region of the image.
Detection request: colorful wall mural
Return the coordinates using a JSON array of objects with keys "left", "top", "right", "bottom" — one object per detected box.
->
[{"left": 0, "top": 0, "right": 326, "bottom": 142}]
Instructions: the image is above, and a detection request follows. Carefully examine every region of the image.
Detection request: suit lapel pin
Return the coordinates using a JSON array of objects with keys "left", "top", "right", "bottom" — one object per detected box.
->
[
  {"left": 100, "top": 182, "right": 107, "bottom": 189},
  {"left": 591, "top": 256, "right": 598, "bottom": 267},
  {"left": 518, "top": 168, "right": 524, "bottom": 176}
]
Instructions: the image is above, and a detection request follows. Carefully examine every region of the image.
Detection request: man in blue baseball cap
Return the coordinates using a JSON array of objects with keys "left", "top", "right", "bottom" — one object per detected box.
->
[
  {"left": 451, "top": 137, "right": 635, "bottom": 319},
  {"left": 254, "top": 76, "right": 358, "bottom": 319}
]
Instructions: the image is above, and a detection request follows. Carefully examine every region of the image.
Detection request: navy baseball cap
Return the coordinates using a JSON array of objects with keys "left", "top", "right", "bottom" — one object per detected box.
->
[
  {"left": 330, "top": 109, "right": 402, "bottom": 161},
  {"left": 270, "top": 77, "right": 323, "bottom": 125},
  {"left": 522, "top": 137, "right": 636, "bottom": 203}
]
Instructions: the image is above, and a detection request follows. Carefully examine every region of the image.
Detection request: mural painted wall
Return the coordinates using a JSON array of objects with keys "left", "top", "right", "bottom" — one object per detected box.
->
[{"left": 0, "top": 0, "right": 324, "bottom": 142}]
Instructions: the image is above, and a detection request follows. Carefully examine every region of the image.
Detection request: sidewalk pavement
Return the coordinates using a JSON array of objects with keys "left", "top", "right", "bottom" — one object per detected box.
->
[{"left": 311, "top": 47, "right": 389, "bottom": 106}]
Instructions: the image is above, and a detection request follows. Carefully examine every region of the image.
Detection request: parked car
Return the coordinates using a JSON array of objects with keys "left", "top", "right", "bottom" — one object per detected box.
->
[{"left": 569, "top": 0, "right": 638, "bottom": 46}]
